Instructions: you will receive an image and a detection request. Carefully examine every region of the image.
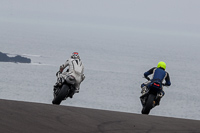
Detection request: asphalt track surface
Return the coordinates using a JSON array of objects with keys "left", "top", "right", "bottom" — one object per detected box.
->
[{"left": 0, "top": 99, "right": 200, "bottom": 133}]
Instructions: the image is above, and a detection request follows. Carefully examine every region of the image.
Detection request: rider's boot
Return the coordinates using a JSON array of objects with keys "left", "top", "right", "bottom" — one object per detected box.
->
[
  {"left": 141, "top": 86, "right": 147, "bottom": 94},
  {"left": 75, "top": 88, "right": 79, "bottom": 93},
  {"left": 53, "top": 79, "right": 63, "bottom": 98},
  {"left": 155, "top": 97, "right": 161, "bottom": 106},
  {"left": 68, "top": 88, "right": 80, "bottom": 98},
  {"left": 53, "top": 82, "right": 61, "bottom": 92},
  {"left": 53, "top": 77, "right": 63, "bottom": 90},
  {"left": 68, "top": 90, "right": 75, "bottom": 98},
  {"left": 53, "top": 83, "right": 59, "bottom": 89}
]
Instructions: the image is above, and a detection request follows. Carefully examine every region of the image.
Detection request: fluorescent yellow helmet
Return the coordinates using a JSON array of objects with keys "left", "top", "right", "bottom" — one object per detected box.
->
[{"left": 157, "top": 61, "right": 166, "bottom": 70}]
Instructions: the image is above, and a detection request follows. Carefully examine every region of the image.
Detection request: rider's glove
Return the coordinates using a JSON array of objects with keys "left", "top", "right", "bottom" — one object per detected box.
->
[
  {"left": 56, "top": 71, "right": 61, "bottom": 76},
  {"left": 59, "top": 65, "right": 64, "bottom": 73}
]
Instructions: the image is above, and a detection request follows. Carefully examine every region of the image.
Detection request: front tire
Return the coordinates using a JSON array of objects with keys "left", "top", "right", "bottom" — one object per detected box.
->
[
  {"left": 142, "top": 94, "right": 155, "bottom": 114},
  {"left": 52, "top": 84, "right": 70, "bottom": 105}
]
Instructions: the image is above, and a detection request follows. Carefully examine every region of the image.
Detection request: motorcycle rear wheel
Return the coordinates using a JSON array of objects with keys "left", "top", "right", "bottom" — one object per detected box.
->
[
  {"left": 52, "top": 84, "right": 69, "bottom": 105},
  {"left": 141, "top": 94, "right": 155, "bottom": 114}
]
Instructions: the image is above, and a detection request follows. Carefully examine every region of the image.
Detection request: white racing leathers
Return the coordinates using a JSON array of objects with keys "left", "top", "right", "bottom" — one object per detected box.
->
[{"left": 60, "top": 58, "right": 85, "bottom": 91}]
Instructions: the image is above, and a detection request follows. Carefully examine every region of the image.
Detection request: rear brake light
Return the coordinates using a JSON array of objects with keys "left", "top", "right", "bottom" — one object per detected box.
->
[{"left": 153, "top": 83, "right": 160, "bottom": 86}]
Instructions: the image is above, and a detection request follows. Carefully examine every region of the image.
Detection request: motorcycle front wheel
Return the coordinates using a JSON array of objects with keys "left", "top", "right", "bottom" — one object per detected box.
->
[
  {"left": 52, "top": 84, "right": 70, "bottom": 105},
  {"left": 141, "top": 94, "right": 155, "bottom": 115}
]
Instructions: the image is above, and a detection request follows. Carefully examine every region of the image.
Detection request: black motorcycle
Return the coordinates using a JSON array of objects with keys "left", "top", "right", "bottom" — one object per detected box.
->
[
  {"left": 52, "top": 72, "right": 76, "bottom": 105},
  {"left": 140, "top": 78, "right": 165, "bottom": 114}
]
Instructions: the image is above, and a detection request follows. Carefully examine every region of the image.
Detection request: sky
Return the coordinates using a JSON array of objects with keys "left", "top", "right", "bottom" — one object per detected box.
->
[{"left": 0, "top": 0, "right": 200, "bottom": 36}]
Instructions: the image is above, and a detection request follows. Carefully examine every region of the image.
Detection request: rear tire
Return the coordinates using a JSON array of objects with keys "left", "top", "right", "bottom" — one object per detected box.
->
[
  {"left": 142, "top": 94, "right": 155, "bottom": 114},
  {"left": 52, "top": 84, "right": 69, "bottom": 105}
]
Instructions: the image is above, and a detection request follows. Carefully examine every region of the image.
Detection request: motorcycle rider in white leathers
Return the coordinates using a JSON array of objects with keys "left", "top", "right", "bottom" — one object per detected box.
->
[{"left": 54, "top": 52, "right": 85, "bottom": 98}]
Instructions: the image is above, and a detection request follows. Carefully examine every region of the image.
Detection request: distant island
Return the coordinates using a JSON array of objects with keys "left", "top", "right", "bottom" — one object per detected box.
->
[{"left": 0, "top": 51, "right": 31, "bottom": 63}]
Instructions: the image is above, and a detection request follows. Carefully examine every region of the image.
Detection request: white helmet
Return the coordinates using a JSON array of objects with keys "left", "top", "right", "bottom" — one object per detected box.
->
[{"left": 71, "top": 52, "right": 80, "bottom": 59}]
